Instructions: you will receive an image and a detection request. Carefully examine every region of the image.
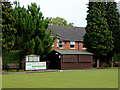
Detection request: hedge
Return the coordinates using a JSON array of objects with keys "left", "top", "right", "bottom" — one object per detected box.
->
[{"left": 2, "top": 50, "right": 20, "bottom": 69}]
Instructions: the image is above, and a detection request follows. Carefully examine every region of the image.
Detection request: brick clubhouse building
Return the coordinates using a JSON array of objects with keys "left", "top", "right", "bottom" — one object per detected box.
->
[{"left": 48, "top": 25, "right": 94, "bottom": 70}]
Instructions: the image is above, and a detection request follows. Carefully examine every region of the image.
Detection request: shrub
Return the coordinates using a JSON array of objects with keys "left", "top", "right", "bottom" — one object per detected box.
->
[
  {"left": 114, "top": 53, "right": 120, "bottom": 61},
  {"left": 2, "top": 50, "right": 20, "bottom": 69}
]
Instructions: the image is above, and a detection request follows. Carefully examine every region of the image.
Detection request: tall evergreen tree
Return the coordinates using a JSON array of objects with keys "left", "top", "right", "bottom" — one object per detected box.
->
[
  {"left": 13, "top": 2, "right": 56, "bottom": 59},
  {"left": 27, "top": 3, "right": 56, "bottom": 59},
  {"left": 13, "top": 1, "right": 35, "bottom": 49},
  {"left": 2, "top": 2, "right": 17, "bottom": 52},
  {"left": 105, "top": 2, "right": 120, "bottom": 66},
  {"left": 83, "top": 2, "right": 114, "bottom": 67}
]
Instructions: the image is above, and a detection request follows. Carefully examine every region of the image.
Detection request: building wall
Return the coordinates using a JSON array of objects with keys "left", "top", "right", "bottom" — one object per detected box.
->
[
  {"left": 52, "top": 39, "right": 86, "bottom": 51},
  {"left": 60, "top": 55, "right": 93, "bottom": 69},
  {"left": 52, "top": 39, "right": 58, "bottom": 50},
  {"left": 61, "top": 63, "right": 92, "bottom": 69},
  {"left": 50, "top": 38, "right": 93, "bottom": 70}
]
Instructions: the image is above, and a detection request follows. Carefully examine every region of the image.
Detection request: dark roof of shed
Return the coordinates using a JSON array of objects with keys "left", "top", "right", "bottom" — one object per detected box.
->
[
  {"left": 48, "top": 25, "right": 85, "bottom": 41},
  {"left": 55, "top": 50, "right": 93, "bottom": 55}
]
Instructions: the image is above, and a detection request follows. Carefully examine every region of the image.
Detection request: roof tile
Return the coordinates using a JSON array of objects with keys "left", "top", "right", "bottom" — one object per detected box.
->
[{"left": 48, "top": 25, "right": 85, "bottom": 41}]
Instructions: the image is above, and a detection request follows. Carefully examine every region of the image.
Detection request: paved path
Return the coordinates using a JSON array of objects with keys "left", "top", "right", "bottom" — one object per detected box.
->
[
  {"left": 2, "top": 68, "right": 119, "bottom": 75},
  {"left": 2, "top": 69, "right": 59, "bottom": 75}
]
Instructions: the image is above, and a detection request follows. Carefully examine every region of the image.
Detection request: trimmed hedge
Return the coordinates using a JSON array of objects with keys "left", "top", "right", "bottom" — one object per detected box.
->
[{"left": 2, "top": 50, "right": 20, "bottom": 69}]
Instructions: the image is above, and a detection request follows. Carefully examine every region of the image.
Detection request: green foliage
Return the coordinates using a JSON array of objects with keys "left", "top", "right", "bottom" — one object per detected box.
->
[
  {"left": 83, "top": 2, "right": 114, "bottom": 58},
  {"left": 13, "top": 2, "right": 56, "bottom": 59},
  {"left": 113, "top": 53, "right": 120, "bottom": 61},
  {"left": 23, "top": 39, "right": 35, "bottom": 55},
  {"left": 34, "top": 36, "right": 43, "bottom": 55},
  {"left": 84, "top": 2, "right": 120, "bottom": 66},
  {"left": 106, "top": 2, "right": 120, "bottom": 55},
  {"left": 46, "top": 17, "right": 74, "bottom": 26},
  {"left": 2, "top": 2, "right": 17, "bottom": 52},
  {"left": 13, "top": 1, "right": 35, "bottom": 49},
  {"left": 2, "top": 50, "right": 20, "bottom": 69}
]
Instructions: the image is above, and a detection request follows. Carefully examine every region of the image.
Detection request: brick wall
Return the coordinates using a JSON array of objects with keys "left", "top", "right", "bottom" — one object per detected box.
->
[{"left": 52, "top": 39, "right": 86, "bottom": 51}]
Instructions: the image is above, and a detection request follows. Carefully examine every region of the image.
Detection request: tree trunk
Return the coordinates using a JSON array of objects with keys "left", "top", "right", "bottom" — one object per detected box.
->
[
  {"left": 111, "top": 57, "right": 114, "bottom": 67},
  {"left": 97, "top": 59, "right": 100, "bottom": 68}
]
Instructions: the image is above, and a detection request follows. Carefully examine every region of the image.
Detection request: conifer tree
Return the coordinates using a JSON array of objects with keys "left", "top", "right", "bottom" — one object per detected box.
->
[
  {"left": 2, "top": 2, "right": 16, "bottom": 52},
  {"left": 83, "top": 2, "right": 114, "bottom": 67},
  {"left": 13, "top": 1, "right": 35, "bottom": 49},
  {"left": 105, "top": 2, "right": 120, "bottom": 66},
  {"left": 13, "top": 2, "right": 56, "bottom": 59},
  {"left": 23, "top": 39, "right": 35, "bottom": 55},
  {"left": 27, "top": 3, "right": 56, "bottom": 59}
]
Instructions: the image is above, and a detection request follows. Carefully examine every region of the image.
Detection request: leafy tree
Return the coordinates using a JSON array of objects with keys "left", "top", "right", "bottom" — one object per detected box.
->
[
  {"left": 46, "top": 17, "right": 74, "bottom": 26},
  {"left": 83, "top": 2, "right": 114, "bottom": 67},
  {"left": 13, "top": 2, "right": 56, "bottom": 60},
  {"left": 2, "top": 2, "right": 16, "bottom": 52},
  {"left": 105, "top": 2, "right": 120, "bottom": 67}
]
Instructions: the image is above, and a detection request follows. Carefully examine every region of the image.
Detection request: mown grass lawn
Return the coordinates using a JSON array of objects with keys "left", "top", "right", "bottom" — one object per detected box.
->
[{"left": 2, "top": 69, "right": 118, "bottom": 88}]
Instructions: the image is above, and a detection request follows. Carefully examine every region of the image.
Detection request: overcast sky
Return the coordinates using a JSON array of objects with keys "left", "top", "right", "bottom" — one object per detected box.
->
[{"left": 9, "top": 0, "right": 120, "bottom": 27}]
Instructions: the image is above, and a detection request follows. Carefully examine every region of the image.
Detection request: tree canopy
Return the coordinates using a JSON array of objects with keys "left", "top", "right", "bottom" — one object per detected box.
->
[
  {"left": 106, "top": 2, "right": 120, "bottom": 54},
  {"left": 13, "top": 2, "right": 56, "bottom": 59},
  {"left": 104, "top": 2, "right": 120, "bottom": 66},
  {"left": 46, "top": 17, "right": 74, "bottom": 26},
  {"left": 2, "top": 2, "right": 17, "bottom": 52},
  {"left": 83, "top": 2, "right": 114, "bottom": 67}
]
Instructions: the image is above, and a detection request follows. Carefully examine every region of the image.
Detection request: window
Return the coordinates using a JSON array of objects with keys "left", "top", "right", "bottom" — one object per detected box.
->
[
  {"left": 57, "top": 39, "right": 59, "bottom": 47},
  {"left": 70, "top": 42, "right": 75, "bottom": 49},
  {"left": 82, "top": 44, "right": 87, "bottom": 49},
  {"left": 59, "top": 41, "right": 63, "bottom": 48}
]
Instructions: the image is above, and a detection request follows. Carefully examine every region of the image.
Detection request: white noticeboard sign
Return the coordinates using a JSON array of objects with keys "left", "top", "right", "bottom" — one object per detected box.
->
[
  {"left": 26, "top": 62, "right": 46, "bottom": 70},
  {"left": 25, "top": 54, "right": 40, "bottom": 62}
]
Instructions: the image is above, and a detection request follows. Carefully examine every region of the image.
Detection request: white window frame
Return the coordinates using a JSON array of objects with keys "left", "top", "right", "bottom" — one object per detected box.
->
[
  {"left": 57, "top": 39, "right": 59, "bottom": 47},
  {"left": 70, "top": 41, "right": 75, "bottom": 49},
  {"left": 59, "top": 41, "right": 64, "bottom": 49}
]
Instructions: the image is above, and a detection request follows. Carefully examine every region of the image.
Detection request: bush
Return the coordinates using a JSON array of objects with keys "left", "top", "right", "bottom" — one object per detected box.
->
[
  {"left": 2, "top": 50, "right": 20, "bottom": 69},
  {"left": 114, "top": 53, "right": 120, "bottom": 61}
]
